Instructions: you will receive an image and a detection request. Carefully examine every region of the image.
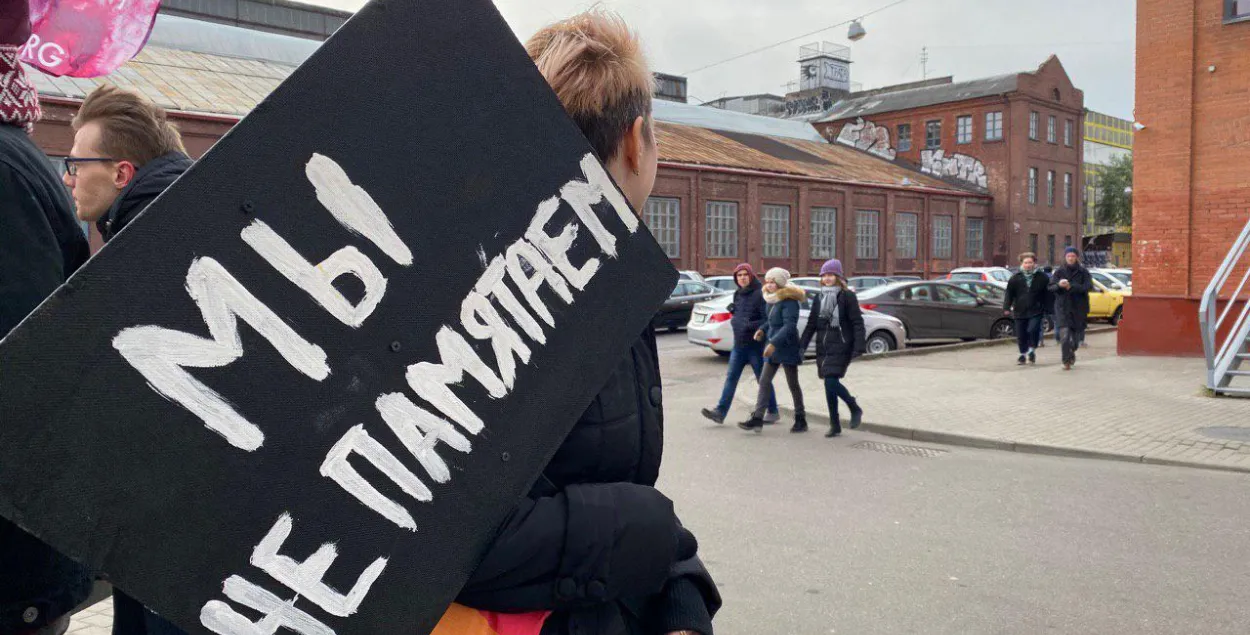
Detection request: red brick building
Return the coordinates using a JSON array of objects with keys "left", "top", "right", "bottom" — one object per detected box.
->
[
  {"left": 1120, "top": 0, "right": 1250, "bottom": 356},
  {"left": 808, "top": 57, "right": 1084, "bottom": 269}
]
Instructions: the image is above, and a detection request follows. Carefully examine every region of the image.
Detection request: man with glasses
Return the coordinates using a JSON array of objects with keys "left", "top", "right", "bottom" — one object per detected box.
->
[
  {"left": 63, "top": 85, "right": 191, "bottom": 635},
  {"left": 63, "top": 85, "right": 192, "bottom": 243},
  {"left": 1, "top": 5, "right": 93, "bottom": 635}
]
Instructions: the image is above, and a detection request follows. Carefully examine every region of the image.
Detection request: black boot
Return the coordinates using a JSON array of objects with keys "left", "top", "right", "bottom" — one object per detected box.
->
[
  {"left": 825, "top": 420, "right": 842, "bottom": 438},
  {"left": 848, "top": 399, "right": 863, "bottom": 430},
  {"left": 738, "top": 416, "right": 765, "bottom": 433},
  {"left": 701, "top": 407, "right": 726, "bottom": 424},
  {"left": 790, "top": 413, "right": 808, "bottom": 433}
]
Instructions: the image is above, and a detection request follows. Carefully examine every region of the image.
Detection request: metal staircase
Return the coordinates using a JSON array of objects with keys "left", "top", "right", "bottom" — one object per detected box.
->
[{"left": 1200, "top": 216, "right": 1250, "bottom": 395}]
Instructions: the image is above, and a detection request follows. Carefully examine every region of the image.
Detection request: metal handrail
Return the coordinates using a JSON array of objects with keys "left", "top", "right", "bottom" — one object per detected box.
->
[{"left": 1200, "top": 216, "right": 1250, "bottom": 390}]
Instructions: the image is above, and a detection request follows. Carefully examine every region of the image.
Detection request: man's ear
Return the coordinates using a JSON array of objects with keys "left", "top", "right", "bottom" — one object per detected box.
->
[
  {"left": 114, "top": 161, "right": 137, "bottom": 189},
  {"left": 624, "top": 116, "right": 646, "bottom": 174}
]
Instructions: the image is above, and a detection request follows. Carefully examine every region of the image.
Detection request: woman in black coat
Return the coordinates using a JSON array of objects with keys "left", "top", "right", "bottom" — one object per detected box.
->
[
  {"left": 799, "top": 260, "right": 866, "bottom": 438},
  {"left": 455, "top": 11, "right": 719, "bottom": 635}
]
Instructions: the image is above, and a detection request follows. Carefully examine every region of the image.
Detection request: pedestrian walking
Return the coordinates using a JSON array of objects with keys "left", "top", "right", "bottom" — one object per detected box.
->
[
  {"left": 64, "top": 85, "right": 192, "bottom": 635},
  {"left": 701, "top": 263, "right": 780, "bottom": 425},
  {"left": 1003, "top": 252, "right": 1049, "bottom": 365},
  {"left": 1, "top": 4, "right": 93, "bottom": 633},
  {"left": 1049, "top": 247, "right": 1092, "bottom": 371},
  {"left": 798, "top": 259, "right": 866, "bottom": 438},
  {"left": 454, "top": 11, "right": 720, "bottom": 635},
  {"left": 739, "top": 268, "right": 807, "bottom": 433}
]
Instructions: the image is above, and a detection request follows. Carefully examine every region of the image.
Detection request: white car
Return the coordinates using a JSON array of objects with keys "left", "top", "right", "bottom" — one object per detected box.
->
[
  {"left": 687, "top": 291, "right": 907, "bottom": 356},
  {"left": 677, "top": 270, "right": 705, "bottom": 283},
  {"left": 946, "top": 267, "right": 1013, "bottom": 283},
  {"left": 704, "top": 276, "right": 738, "bottom": 293},
  {"left": 1091, "top": 268, "right": 1132, "bottom": 292}
]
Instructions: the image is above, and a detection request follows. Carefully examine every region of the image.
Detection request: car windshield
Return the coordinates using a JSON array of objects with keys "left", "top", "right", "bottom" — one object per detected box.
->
[
  {"left": 949, "top": 272, "right": 983, "bottom": 281},
  {"left": 1109, "top": 272, "right": 1132, "bottom": 285},
  {"left": 991, "top": 270, "right": 1011, "bottom": 282},
  {"left": 857, "top": 284, "right": 897, "bottom": 300}
]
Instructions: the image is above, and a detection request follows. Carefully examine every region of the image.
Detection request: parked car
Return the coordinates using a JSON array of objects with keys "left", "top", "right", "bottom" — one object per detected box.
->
[
  {"left": 654, "top": 281, "right": 722, "bottom": 331},
  {"left": 949, "top": 279, "right": 1054, "bottom": 333},
  {"left": 1087, "top": 278, "right": 1126, "bottom": 325},
  {"left": 857, "top": 281, "right": 1016, "bottom": 341},
  {"left": 1090, "top": 269, "right": 1131, "bottom": 293},
  {"left": 847, "top": 276, "right": 892, "bottom": 292},
  {"left": 677, "top": 270, "right": 705, "bottom": 283},
  {"left": 946, "top": 267, "right": 1013, "bottom": 283},
  {"left": 705, "top": 275, "right": 738, "bottom": 293},
  {"left": 687, "top": 289, "right": 907, "bottom": 356},
  {"left": 1096, "top": 268, "right": 1132, "bottom": 288},
  {"left": 791, "top": 277, "right": 822, "bottom": 290},
  {"left": 887, "top": 275, "right": 923, "bottom": 282}
]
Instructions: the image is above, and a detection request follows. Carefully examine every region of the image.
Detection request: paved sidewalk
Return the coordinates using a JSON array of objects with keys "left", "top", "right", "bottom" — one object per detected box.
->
[
  {"left": 67, "top": 597, "right": 110, "bottom": 635},
  {"left": 733, "top": 331, "right": 1250, "bottom": 473}
]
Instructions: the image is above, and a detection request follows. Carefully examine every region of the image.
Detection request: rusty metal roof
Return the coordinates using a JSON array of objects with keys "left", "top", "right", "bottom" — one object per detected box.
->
[{"left": 656, "top": 121, "right": 985, "bottom": 196}]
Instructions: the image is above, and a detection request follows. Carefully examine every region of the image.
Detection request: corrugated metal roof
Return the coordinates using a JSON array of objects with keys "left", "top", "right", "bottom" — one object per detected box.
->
[
  {"left": 656, "top": 121, "right": 983, "bottom": 196},
  {"left": 815, "top": 72, "right": 1019, "bottom": 122},
  {"left": 653, "top": 99, "right": 826, "bottom": 142}
]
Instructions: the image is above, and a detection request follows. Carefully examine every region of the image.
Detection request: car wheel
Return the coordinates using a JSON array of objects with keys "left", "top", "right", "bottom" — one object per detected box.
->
[
  {"left": 1109, "top": 306, "right": 1123, "bottom": 326},
  {"left": 667, "top": 325, "right": 680, "bottom": 333},
  {"left": 992, "top": 319, "right": 1015, "bottom": 339},
  {"left": 865, "top": 331, "right": 896, "bottom": 355}
]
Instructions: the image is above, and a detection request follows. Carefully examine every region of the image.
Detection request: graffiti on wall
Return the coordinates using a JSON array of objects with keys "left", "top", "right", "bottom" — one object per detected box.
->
[
  {"left": 920, "top": 149, "right": 988, "bottom": 189},
  {"left": 784, "top": 88, "right": 838, "bottom": 118},
  {"left": 835, "top": 118, "right": 896, "bottom": 160}
]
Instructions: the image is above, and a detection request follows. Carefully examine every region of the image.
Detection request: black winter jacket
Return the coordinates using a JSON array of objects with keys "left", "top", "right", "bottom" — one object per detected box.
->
[
  {"left": 1003, "top": 271, "right": 1051, "bottom": 319},
  {"left": 727, "top": 281, "right": 767, "bottom": 347},
  {"left": 457, "top": 329, "right": 721, "bottom": 635},
  {"left": 97, "top": 152, "right": 192, "bottom": 242},
  {"left": 0, "top": 124, "right": 92, "bottom": 633},
  {"left": 1049, "top": 265, "right": 1092, "bottom": 330},
  {"left": 799, "top": 288, "right": 866, "bottom": 379}
]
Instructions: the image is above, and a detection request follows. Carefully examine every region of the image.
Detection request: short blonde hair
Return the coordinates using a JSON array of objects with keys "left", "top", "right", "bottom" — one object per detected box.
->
[
  {"left": 73, "top": 85, "right": 186, "bottom": 167},
  {"left": 1019, "top": 251, "right": 1037, "bottom": 263},
  {"left": 525, "top": 9, "right": 653, "bottom": 162}
]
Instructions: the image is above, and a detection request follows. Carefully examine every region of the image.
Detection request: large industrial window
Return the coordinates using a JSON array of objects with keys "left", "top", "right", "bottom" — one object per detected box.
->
[
  {"left": 1064, "top": 119, "right": 1074, "bottom": 146},
  {"left": 1227, "top": 0, "right": 1250, "bottom": 21},
  {"left": 1029, "top": 111, "right": 1039, "bottom": 140},
  {"left": 1064, "top": 173, "right": 1073, "bottom": 208},
  {"left": 705, "top": 201, "right": 739, "bottom": 258},
  {"left": 956, "top": 116, "right": 973, "bottom": 144},
  {"left": 761, "top": 204, "right": 791, "bottom": 258},
  {"left": 810, "top": 207, "right": 837, "bottom": 259},
  {"left": 897, "top": 124, "right": 912, "bottom": 152},
  {"left": 643, "top": 197, "right": 680, "bottom": 258},
  {"left": 925, "top": 120, "right": 942, "bottom": 149},
  {"left": 1028, "top": 167, "right": 1038, "bottom": 204},
  {"left": 856, "top": 210, "right": 880, "bottom": 259},
  {"left": 1047, "top": 170, "right": 1056, "bottom": 207},
  {"left": 985, "top": 112, "right": 1003, "bottom": 141},
  {"left": 965, "top": 218, "right": 985, "bottom": 260},
  {"left": 932, "top": 215, "right": 953, "bottom": 259},
  {"left": 1047, "top": 115, "right": 1057, "bottom": 143},
  {"left": 895, "top": 212, "right": 918, "bottom": 258}
]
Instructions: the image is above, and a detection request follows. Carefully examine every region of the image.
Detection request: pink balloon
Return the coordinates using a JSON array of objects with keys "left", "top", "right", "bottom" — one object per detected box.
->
[{"left": 21, "top": 0, "right": 162, "bottom": 78}]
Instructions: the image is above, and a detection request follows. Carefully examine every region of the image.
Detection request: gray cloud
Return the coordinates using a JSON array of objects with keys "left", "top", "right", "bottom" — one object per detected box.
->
[{"left": 310, "top": 0, "right": 1136, "bottom": 117}]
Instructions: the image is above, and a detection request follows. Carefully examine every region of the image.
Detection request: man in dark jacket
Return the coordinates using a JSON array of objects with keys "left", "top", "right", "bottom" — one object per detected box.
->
[
  {"left": 63, "top": 85, "right": 192, "bottom": 243},
  {"left": 0, "top": 5, "right": 93, "bottom": 633},
  {"left": 1003, "top": 252, "right": 1049, "bottom": 365},
  {"left": 64, "top": 85, "right": 192, "bottom": 635},
  {"left": 701, "top": 263, "right": 778, "bottom": 425},
  {"left": 1049, "top": 247, "right": 1092, "bottom": 370}
]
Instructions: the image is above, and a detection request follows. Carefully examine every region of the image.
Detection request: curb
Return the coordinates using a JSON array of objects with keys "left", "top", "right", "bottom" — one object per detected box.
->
[
  {"left": 732, "top": 394, "right": 1250, "bottom": 476},
  {"left": 856, "top": 325, "right": 1118, "bottom": 361}
]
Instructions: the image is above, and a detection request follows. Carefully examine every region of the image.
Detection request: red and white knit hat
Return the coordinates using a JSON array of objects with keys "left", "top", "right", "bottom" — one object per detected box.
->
[{"left": 1, "top": 1, "right": 42, "bottom": 133}]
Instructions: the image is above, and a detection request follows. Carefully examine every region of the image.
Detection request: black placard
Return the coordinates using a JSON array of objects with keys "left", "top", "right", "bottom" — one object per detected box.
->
[{"left": 0, "top": 1, "right": 676, "bottom": 633}]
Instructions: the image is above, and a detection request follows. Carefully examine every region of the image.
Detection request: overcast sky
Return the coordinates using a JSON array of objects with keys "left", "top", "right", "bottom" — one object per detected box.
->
[{"left": 310, "top": 0, "right": 1137, "bottom": 118}]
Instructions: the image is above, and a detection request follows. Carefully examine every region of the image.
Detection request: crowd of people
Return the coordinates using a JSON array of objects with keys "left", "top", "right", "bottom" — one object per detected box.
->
[{"left": 2, "top": 6, "right": 719, "bottom": 635}]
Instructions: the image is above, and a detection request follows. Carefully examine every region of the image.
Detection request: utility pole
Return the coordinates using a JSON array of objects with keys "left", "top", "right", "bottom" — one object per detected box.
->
[{"left": 921, "top": 46, "right": 929, "bottom": 80}]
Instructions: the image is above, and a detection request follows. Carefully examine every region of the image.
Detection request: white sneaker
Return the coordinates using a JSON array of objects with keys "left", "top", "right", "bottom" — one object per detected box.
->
[{"left": 763, "top": 412, "right": 780, "bottom": 424}]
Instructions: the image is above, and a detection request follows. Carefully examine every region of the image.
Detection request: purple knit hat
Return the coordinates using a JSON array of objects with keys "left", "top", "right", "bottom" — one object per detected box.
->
[{"left": 820, "top": 259, "right": 844, "bottom": 277}]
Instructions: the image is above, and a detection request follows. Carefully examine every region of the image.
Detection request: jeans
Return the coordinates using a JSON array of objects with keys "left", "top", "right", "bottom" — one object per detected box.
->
[
  {"left": 752, "top": 363, "right": 804, "bottom": 418},
  {"left": 1014, "top": 315, "right": 1043, "bottom": 355},
  {"left": 824, "top": 375, "right": 856, "bottom": 433},
  {"left": 716, "top": 343, "right": 777, "bottom": 415}
]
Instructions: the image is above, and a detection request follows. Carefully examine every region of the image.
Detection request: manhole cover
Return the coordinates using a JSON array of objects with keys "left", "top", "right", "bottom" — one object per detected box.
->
[
  {"left": 851, "top": 441, "right": 948, "bottom": 458},
  {"left": 1197, "top": 427, "right": 1250, "bottom": 442}
]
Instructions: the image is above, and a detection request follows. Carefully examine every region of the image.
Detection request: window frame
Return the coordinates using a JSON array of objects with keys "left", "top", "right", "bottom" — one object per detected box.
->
[
  {"left": 1029, "top": 111, "right": 1039, "bottom": 140},
  {"left": 1028, "top": 167, "right": 1038, "bottom": 205},
  {"left": 761, "top": 204, "right": 792, "bottom": 259},
  {"left": 932, "top": 215, "right": 953, "bottom": 260},
  {"left": 1064, "top": 172, "right": 1073, "bottom": 208},
  {"left": 856, "top": 210, "right": 881, "bottom": 260},
  {"left": 810, "top": 207, "right": 838, "bottom": 259},
  {"left": 1047, "top": 170, "right": 1056, "bottom": 207},
  {"left": 925, "top": 120, "right": 942, "bottom": 149},
  {"left": 895, "top": 212, "right": 919, "bottom": 259},
  {"left": 1047, "top": 115, "right": 1057, "bottom": 144},
  {"left": 985, "top": 111, "right": 1004, "bottom": 142},
  {"left": 705, "top": 200, "right": 740, "bottom": 259},
  {"left": 1064, "top": 119, "right": 1074, "bottom": 146},
  {"left": 956, "top": 115, "right": 973, "bottom": 145},
  {"left": 965, "top": 218, "right": 985, "bottom": 260},
  {"left": 643, "top": 197, "right": 681, "bottom": 258},
  {"left": 1226, "top": 0, "right": 1250, "bottom": 23},
  {"left": 897, "top": 124, "right": 912, "bottom": 152}
]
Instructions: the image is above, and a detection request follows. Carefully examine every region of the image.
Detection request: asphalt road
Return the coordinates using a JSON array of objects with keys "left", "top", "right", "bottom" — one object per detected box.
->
[{"left": 654, "top": 332, "right": 1250, "bottom": 635}]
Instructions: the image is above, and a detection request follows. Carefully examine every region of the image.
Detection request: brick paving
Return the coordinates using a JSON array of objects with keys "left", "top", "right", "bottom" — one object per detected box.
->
[
  {"left": 734, "top": 331, "right": 1250, "bottom": 472},
  {"left": 66, "top": 597, "right": 110, "bottom": 635}
]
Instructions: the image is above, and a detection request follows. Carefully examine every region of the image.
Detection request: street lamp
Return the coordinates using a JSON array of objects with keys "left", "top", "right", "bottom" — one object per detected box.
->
[{"left": 848, "top": 20, "right": 867, "bottom": 42}]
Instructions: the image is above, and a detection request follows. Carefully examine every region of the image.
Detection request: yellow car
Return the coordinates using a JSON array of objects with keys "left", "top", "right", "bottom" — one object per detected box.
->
[{"left": 1087, "top": 278, "right": 1127, "bottom": 325}]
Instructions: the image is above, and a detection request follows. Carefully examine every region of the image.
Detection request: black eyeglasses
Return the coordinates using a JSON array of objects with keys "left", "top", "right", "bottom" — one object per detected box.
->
[{"left": 63, "top": 157, "right": 117, "bottom": 177}]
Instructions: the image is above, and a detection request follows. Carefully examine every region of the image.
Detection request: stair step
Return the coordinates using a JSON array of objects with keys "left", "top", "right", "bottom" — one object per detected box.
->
[{"left": 1227, "top": 370, "right": 1250, "bottom": 377}]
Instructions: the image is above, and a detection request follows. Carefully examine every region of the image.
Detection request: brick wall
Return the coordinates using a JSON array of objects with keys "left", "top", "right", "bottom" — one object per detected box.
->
[{"left": 1124, "top": 0, "right": 1250, "bottom": 356}]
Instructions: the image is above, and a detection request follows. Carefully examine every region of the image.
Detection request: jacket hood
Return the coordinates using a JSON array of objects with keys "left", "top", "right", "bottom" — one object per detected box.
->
[
  {"left": 773, "top": 284, "right": 807, "bottom": 303},
  {"left": 98, "top": 151, "right": 193, "bottom": 241}
]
